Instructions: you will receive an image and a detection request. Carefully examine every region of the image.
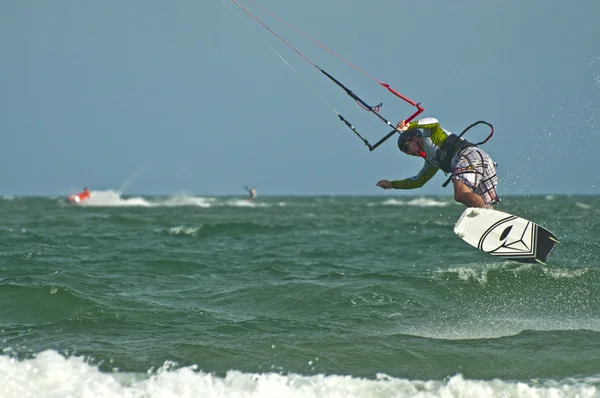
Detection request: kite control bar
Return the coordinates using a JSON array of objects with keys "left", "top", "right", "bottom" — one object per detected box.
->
[
  {"left": 319, "top": 68, "right": 424, "bottom": 151},
  {"left": 228, "top": 0, "right": 424, "bottom": 151}
]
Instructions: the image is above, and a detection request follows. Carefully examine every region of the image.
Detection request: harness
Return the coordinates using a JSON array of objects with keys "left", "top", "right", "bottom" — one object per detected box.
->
[
  {"left": 437, "top": 134, "right": 475, "bottom": 173},
  {"left": 439, "top": 121, "right": 495, "bottom": 187}
]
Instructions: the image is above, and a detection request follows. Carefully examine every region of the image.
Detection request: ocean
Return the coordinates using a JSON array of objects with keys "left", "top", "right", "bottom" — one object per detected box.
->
[{"left": 1, "top": 192, "right": 599, "bottom": 397}]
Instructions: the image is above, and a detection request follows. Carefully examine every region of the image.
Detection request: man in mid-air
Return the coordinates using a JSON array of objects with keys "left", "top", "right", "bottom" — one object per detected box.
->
[{"left": 376, "top": 118, "right": 499, "bottom": 208}]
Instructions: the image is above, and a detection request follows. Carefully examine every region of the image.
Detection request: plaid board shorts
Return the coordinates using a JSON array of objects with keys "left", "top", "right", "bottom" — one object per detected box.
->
[{"left": 451, "top": 147, "right": 500, "bottom": 206}]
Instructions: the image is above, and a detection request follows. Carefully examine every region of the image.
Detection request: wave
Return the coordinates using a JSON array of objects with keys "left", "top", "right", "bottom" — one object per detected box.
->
[
  {"left": 62, "top": 190, "right": 279, "bottom": 208},
  {"left": 371, "top": 197, "right": 454, "bottom": 207},
  {"left": 1, "top": 350, "right": 599, "bottom": 398}
]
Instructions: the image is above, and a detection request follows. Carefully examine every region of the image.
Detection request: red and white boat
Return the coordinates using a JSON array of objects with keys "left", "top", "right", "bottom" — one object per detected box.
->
[{"left": 66, "top": 187, "right": 91, "bottom": 204}]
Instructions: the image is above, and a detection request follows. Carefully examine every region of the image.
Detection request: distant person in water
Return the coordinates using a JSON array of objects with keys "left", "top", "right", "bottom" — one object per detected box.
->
[{"left": 244, "top": 185, "right": 257, "bottom": 201}]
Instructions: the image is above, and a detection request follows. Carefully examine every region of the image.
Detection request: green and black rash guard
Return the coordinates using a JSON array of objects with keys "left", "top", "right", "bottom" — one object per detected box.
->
[{"left": 391, "top": 118, "right": 450, "bottom": 189}]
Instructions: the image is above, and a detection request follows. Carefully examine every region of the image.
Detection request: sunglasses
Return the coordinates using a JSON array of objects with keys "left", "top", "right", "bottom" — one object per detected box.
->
[{"left": 400, "top": 140, "right": 411, "bottom": 153}]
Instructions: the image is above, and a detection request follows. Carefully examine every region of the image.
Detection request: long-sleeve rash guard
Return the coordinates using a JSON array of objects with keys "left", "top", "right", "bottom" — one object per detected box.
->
[{"left": 391, "top": 118, "right": 451, "bottom": 189}]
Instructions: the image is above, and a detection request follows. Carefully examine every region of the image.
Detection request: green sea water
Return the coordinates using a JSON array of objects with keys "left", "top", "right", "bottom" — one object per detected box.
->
[{"left": 1, "top": 192, "right": 600, "bottom": 397}]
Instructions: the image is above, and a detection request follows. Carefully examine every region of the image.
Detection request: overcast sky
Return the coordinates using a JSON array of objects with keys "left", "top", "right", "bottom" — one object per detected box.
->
[{"left": 1, "top": 0, "right": 599, "bottom": 196}]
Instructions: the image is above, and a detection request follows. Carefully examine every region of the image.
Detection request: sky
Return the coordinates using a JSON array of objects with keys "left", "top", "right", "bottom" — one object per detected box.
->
[{"left": 1, "top": 0, "right": 599, "bottom": 196}]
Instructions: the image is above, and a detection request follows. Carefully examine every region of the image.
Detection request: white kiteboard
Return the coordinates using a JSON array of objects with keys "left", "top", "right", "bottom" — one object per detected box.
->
[{"left": 454, "top": 207, "right": 559, "bottom": 264}]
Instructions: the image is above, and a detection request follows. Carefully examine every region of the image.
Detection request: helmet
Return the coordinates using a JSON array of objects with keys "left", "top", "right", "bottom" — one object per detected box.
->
[{"left": 397, "top": 129, "right": 423, "bottom": 152}]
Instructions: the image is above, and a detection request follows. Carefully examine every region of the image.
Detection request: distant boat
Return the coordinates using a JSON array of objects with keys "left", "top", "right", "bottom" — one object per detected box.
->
[{"left": 66, "top": 187, "right": 91, "bottom": 204}]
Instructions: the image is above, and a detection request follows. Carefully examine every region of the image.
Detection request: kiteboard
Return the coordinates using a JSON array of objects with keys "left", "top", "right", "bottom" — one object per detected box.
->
[{"left": 454, "top": 207, "right": 559, "bottom": 264}]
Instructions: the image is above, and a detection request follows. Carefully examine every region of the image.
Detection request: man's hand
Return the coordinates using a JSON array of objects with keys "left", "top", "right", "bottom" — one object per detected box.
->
[
  {"left": 376, "top": 179, "right": 393, "bottom": 189},
  {"left": 396, "top": 120, "right": 410, "bottom": 132}
]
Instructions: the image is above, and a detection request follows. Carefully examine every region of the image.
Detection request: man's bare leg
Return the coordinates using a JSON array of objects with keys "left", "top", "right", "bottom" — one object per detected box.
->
[{"left": 453, "top": 179, "right": 487, "bottom": 208}]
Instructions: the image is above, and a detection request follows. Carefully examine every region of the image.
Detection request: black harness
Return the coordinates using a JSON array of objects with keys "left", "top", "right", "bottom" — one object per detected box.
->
[
  {"left": 439, "top": 121, "right": 495, "bottom": 187},
  {"left": 437, "top": 134, "right": 475, "bottom": 174}
]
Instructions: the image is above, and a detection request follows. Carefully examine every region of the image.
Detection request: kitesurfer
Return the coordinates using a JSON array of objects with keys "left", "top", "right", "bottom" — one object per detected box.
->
[
  {"left": 376, "top": 118, "right": 500, "bottom": 208},
  {"left": 244, "top": 185, "right": 257, "bottom": 201}
]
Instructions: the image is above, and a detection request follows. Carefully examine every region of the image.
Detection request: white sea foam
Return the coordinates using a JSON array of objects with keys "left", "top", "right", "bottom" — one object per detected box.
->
[
  {"left": 1, "top": 350, "right": 599, "bottom": 398},
  {"left": 380, "top": 197, "right": 451, "bottom": 207},
  {"left": 63, "top": 190, "right": 275, "bottom": 208}
]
